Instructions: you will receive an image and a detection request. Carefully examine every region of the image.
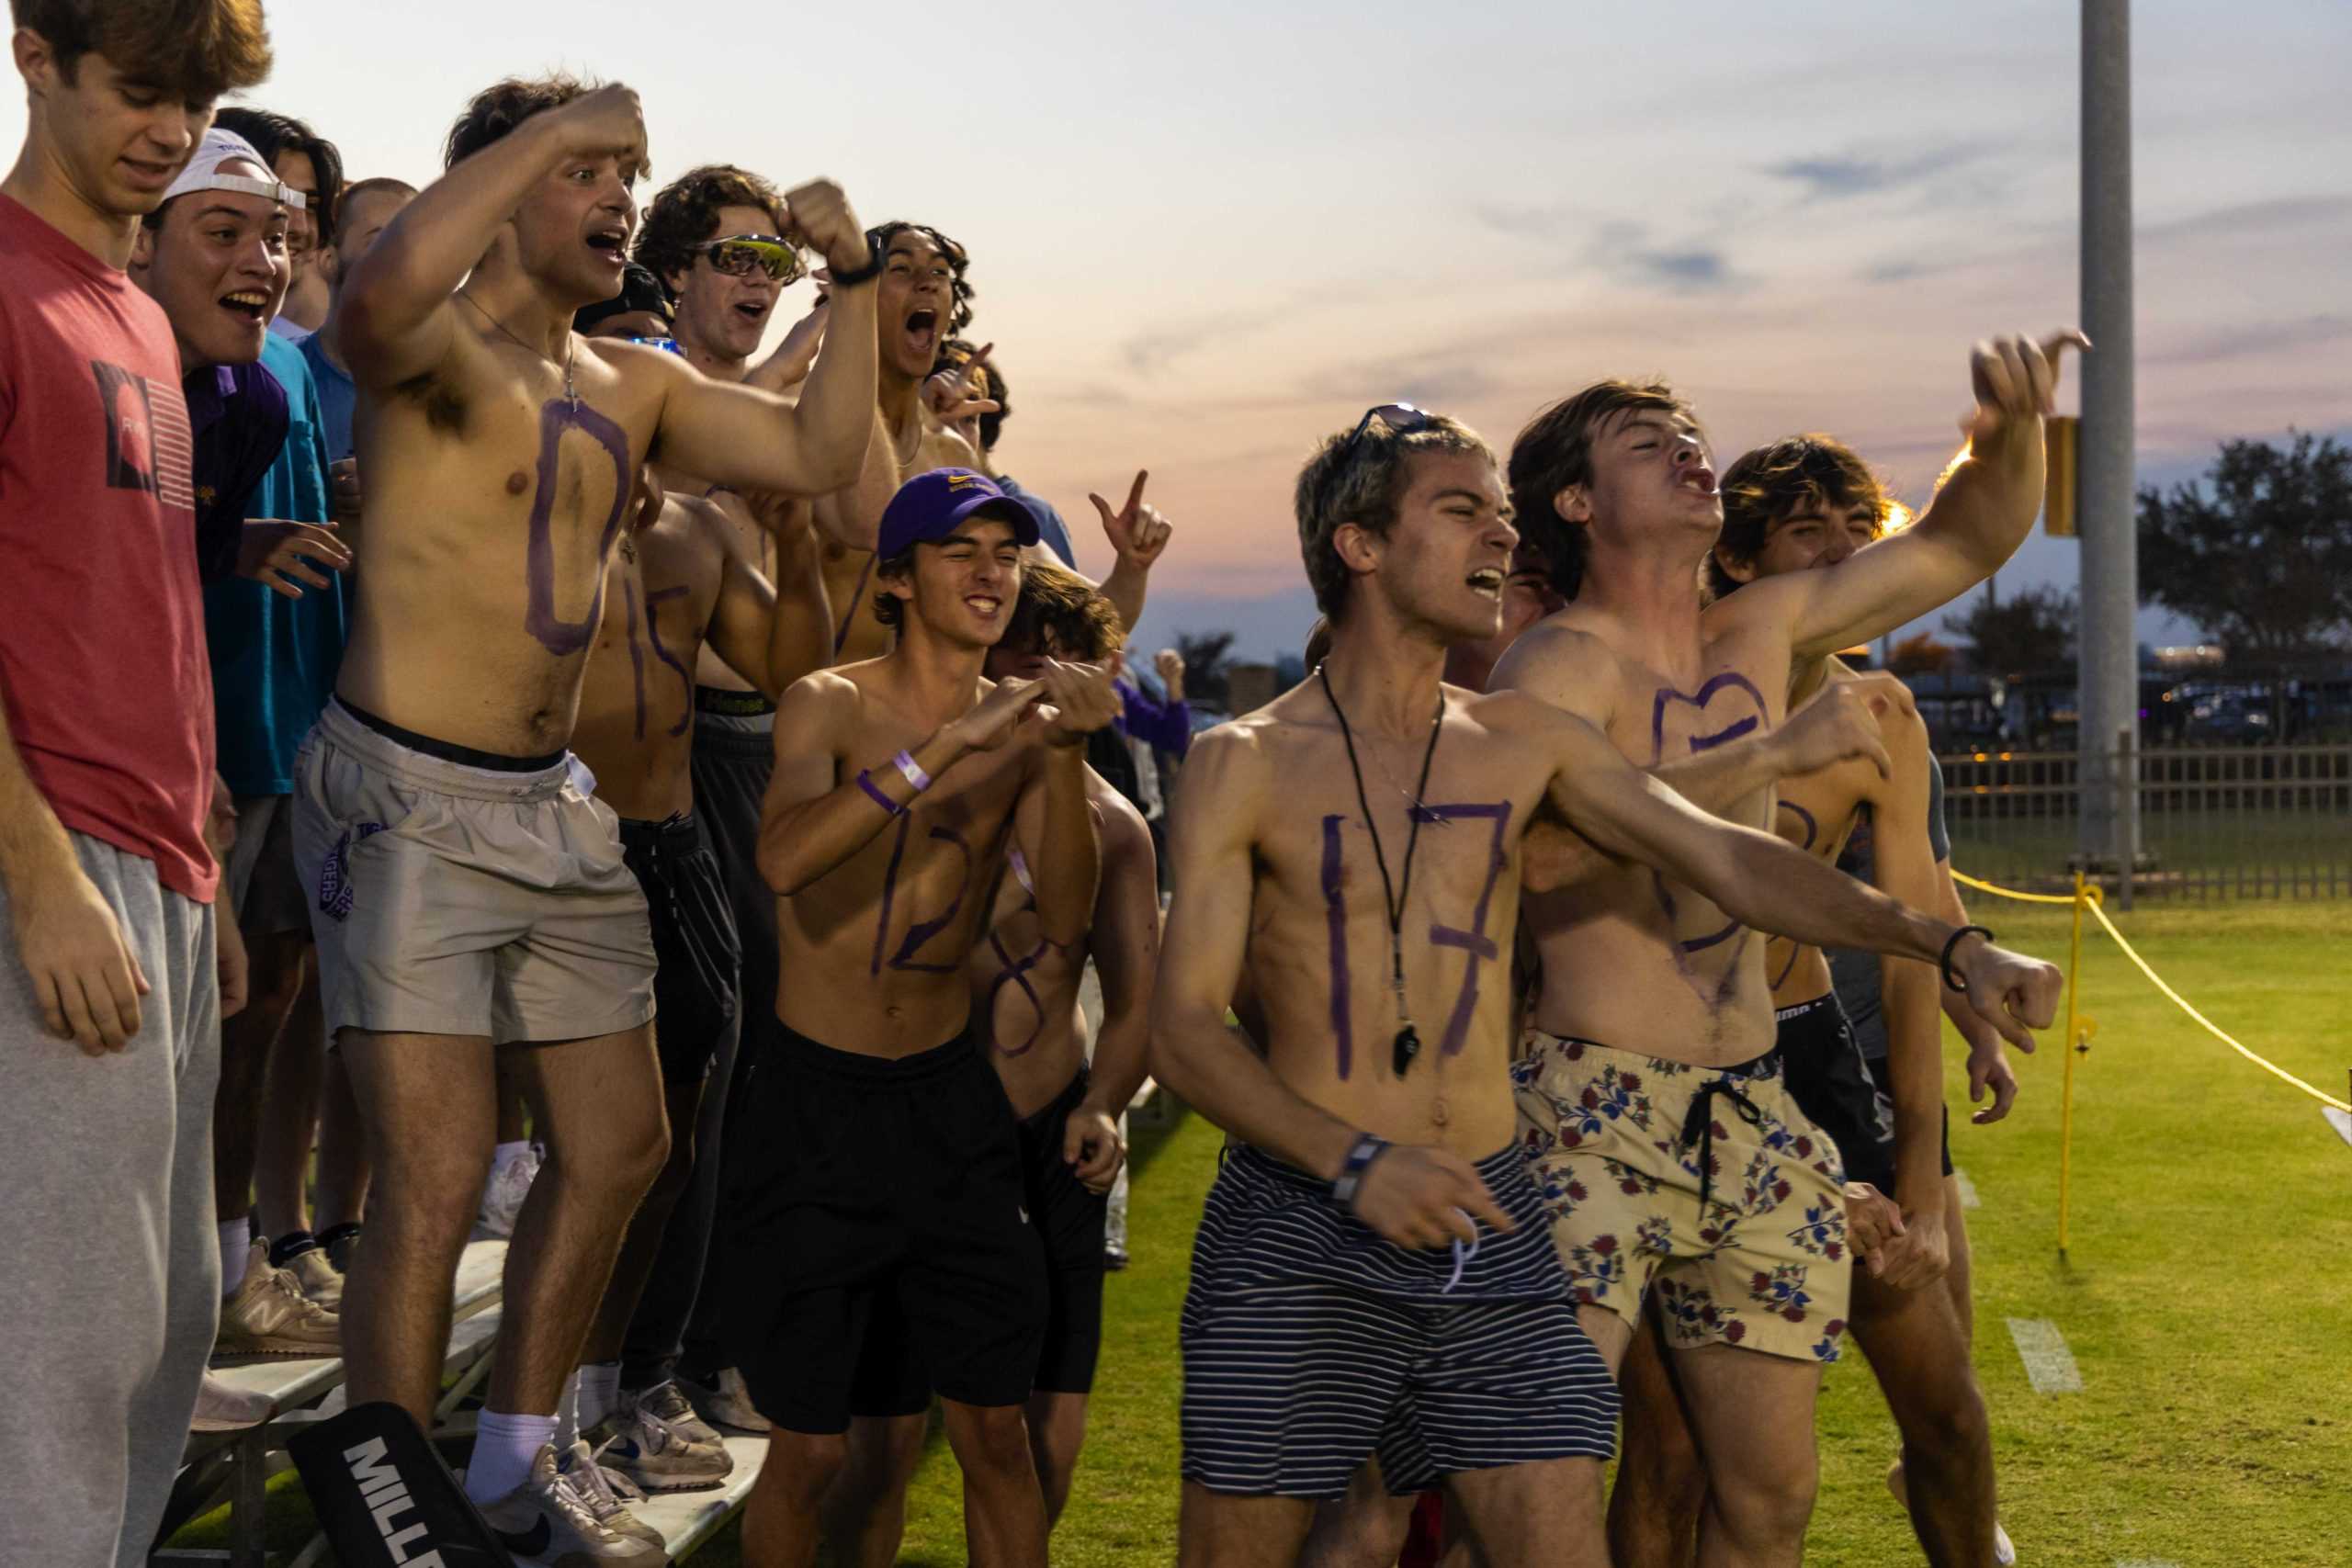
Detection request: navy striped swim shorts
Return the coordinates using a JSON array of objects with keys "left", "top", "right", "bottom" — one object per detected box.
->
[{"left": 1180, "top": 1142, "right": 1618, "bottom": 1500}]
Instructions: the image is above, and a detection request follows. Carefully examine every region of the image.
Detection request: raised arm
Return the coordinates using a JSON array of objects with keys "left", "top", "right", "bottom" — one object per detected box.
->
[
  {"left": 650, "top": 182, "right": 877, "bottom": 502},
  {"left": 1770, "top": 331, "right": 2088, "bottom": 659},
  {"left": 757, "top": 671, "right": 1040, "bottom": 895},
  {"left": 1061, "top": 789, "right": 1161, "bottom": 1190},
  {"left": 1089, "top": 470, "right": 1171, "bottom": 636},
  {"left": 338, "top": 85, "right": 648, "bottom": 388},
  {"left": 1531, "top": 701, "right": 2062, "bottom": 1047},
  {"left": 703, "top": 498, "right": 831, "bottom": 699},
  {"left": 807, "top": 405, "right": 897, "bottom": 552}
]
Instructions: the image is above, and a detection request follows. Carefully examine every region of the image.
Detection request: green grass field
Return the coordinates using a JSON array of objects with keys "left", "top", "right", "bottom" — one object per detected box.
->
[{"left": 174, "top": 902, "right": 2352, "bottom": 1564}]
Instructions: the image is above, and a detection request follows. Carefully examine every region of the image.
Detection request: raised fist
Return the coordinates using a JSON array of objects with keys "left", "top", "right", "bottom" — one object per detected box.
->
[{"left": 786, "top": 179, "right": 869, "bottom": 276}]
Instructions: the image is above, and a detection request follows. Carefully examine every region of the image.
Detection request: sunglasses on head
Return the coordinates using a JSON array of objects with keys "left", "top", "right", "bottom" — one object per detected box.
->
[
  {"left": 1316, "top": 402, "right": 1441, "bottom": 510},
  {"left": 702, "top": 233, "right": 808, "bottom": 284}
]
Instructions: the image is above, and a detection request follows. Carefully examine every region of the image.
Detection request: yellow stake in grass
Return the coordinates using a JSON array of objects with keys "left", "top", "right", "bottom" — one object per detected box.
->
[{"left": 2058, "top": 870, "right": 2087, "bottom": 1258}]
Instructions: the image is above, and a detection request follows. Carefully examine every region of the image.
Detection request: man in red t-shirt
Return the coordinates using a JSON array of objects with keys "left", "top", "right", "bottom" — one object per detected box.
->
[{"left": 0, "top": 5, "right": 271, "bottom": 1561}]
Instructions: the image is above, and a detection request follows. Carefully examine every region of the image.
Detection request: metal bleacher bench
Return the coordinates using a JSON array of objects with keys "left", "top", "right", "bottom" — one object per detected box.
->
[{"left": 154, "top": 1238, "right": 508, "bottom": 1568}]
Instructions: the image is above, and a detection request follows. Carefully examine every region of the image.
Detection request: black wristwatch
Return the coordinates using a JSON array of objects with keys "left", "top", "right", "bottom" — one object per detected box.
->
[{"left": 826, "top": 245, "right": 884, "bottom": 288}]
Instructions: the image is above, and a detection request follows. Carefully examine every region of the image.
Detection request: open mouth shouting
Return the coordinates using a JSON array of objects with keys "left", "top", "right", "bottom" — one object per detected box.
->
[
  {"left": 219, "top": 288, "right": 271, "bottom": 324},
  {"left": 1465, "top": 567, "right": 1505, "bottom": 600},
  {"left": 1678, "top": 464, "right": 1718, "bottom": 498},
  {"left": 585, "top": 224, "right": 630, "bottom": 266},
  {"left": 904, "top": 307, "right": 939, "bottom": 364}
]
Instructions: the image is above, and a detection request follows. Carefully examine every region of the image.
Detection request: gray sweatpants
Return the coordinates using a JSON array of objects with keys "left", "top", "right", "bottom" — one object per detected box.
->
[{"left": 0, "top": 832, "right": 221, "bottom": 1566}]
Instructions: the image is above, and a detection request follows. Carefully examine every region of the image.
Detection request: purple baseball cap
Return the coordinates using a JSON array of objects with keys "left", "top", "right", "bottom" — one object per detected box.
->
[{"left": 877, "top": 468, "right": 1041, "bottom": 559}]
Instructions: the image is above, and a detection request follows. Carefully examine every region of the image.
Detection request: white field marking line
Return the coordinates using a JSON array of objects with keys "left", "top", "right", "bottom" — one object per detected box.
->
[
  {"left": 1952, "top": 1167, "right": 1983, "bottom": 1209},
  {"left": 2006, "top": 1316, "right": 2084, "bottom": 1394},
  {"left": 2116, "top": 1561, "right": 2184, "bottom": 1567},
  {"left": 2324, "top": 1105, "right": 2352, "bottom": 1149}
]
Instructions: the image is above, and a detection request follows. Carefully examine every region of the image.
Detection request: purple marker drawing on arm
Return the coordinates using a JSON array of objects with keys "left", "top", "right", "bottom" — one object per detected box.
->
[
  {"left": 643, "top": 583, "right": 693, "bottom": 736},
  {"left": 1421, "top": 802, "right": 1512, "bottom": 1058},
  {"left": 1322, "top": 814, "right": 1354, "bottom": 1080},
  {"left": 525, "top": 397, "right": 633, "bottom": 655}
]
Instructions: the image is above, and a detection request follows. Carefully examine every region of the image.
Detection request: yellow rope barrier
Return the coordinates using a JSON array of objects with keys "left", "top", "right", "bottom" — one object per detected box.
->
[
  {"left": 2080, "top": 897, "right": 2351, "bottom": 1114},
  {"left": 1949, "top": 865, "right": 2350, "bottom": 1255}
]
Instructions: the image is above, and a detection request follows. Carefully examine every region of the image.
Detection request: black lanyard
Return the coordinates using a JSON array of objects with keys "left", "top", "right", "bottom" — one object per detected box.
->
[{"left": 1319, "top": 664, "right": 1445, "bottom": 1077}]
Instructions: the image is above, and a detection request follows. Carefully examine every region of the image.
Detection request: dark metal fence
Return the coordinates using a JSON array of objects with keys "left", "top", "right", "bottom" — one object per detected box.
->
[{"left": 1939, "top": 744, "right": 2352, "bottom": 900}]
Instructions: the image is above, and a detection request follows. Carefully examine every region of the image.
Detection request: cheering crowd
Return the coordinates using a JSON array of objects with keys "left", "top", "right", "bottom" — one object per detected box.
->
[{"left": 3, "top": 4, "right": 2081, "bottom": 1565}]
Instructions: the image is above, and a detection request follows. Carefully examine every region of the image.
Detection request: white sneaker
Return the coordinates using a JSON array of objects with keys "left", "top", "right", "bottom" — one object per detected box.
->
[
  {"left": 478, "top": 1145, "right": 542, "bottom": 1238},
  {"left": 285, "top": 1247, "right": 344, "bottom": 1311},
  {"left": 1996, "top": 1521, "right": 2018, "bottom": 1565},
  {"left": 593, "top": 1381, "right": 732, "bottom": 1493},
  {"left": 191, "top": 1371, "right": 272, "bottom": 1432},
  {"left": 678, "top": 1366, "right": 769, "bottom": 1434},
  {"left": 475, "top": 1443, "right": 661, "bottom": 1564},
  {"left": 558, "top": 1438, "right": 666, "bottom": 1549}
]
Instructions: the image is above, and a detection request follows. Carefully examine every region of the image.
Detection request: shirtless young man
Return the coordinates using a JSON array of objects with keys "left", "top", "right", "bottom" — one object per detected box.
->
[
  {"left": 558, "top": 325, "right": 833, "bottom": 1511},
  {"left": 1493, "top": 333, "right": 2082, "bottom": 1567},
  {"left": 722, "top": 468, "right": 1125, "bottom": 1568},
  {"left": 290, "top": 72, "right": 880, "bottom": 1551},
  {"left": 1609, "top": 435, "right": 2015, "bottom": 1568},
  {"left": 1150, "top": 405, "right": 2061, "bottom": 1568},
  {"left": 627, "top": 158, "right": 896, "bottom": 1432},
  {"left": 825, "top": 559, "right": 1159, "bottom": 1562}
]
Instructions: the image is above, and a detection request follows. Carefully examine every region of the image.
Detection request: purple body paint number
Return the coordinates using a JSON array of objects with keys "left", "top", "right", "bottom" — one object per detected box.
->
[
  {"left": 1647, "top": 671, "right": 1770, "bottom": 962},
  {"left": 524, "top": 397, "right": 633, "bottom": 656},
  {"left": 1321, "top": 815, "right": 1354, "bottom": 1079},
  {"left": 1766, "top": 800, "right": 1819, "bottom": 990},
  {"left": 868, "top": 816, "right": 972, "bottom": 976},
  {"left": 643, "top": 584, "right": 694, "bottom": 737},
  {"left": 622, "top": 580, "right": 647, "bottom": 740},
  {"left": 1422, "top": 802, "right": 1513, "bottom": 1059}
]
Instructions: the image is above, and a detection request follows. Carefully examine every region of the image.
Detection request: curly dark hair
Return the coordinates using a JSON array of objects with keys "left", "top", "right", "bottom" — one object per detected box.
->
[
  {"left": 1708, "top": 434, "right": 1891, "bottom": 601},
  {"left": 13, "top": 0, "right": 270, "bottom": 106},
  {"left": 633, "top": 164, "right": 789, "bottom": 293},
  {"left": 870, "top": 220, "right": 975, "bottom": 334},
  {"left": 212, "top": 106, "right": 342, "bottom": 241},
  {"left": 1294, "top": 412, "right": 1495, "bottom": 623},
  {"left": 1004, "top": 558, "right": 1120, "bottom": 663},
  {"left": 444, "top": 73, "right": 591, "bottom": 171},
  {"left": 1508, "top": 379, "right": 1696, "bottom": 602}
]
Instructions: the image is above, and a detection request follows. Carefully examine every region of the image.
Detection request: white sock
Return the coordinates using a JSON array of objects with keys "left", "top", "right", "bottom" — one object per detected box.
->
[
  {"left": 579, "top": 1359, "right": 624, "bottom": 1434},
  {"left": 464, "top": 1410, "right": 558, "bottom": 1506},
  {"left": 492, "top": 1138, "right": 531, "bottom": 1171},
  {"left": 553, "top": 1368, "right": 582, "bottom": 1452},
  {"left": 219, "top": 1219, "right": 252, "bottom": 1299}
]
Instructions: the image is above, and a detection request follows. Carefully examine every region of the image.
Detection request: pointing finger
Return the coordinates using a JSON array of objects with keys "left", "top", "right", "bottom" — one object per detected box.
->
[{"left": 1124, "top": 469, "right": 1148, "bottom": 514}]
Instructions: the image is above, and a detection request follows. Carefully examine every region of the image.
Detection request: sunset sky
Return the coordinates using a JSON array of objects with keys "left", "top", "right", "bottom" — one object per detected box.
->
[{"left": 16, "top": 0, "right": 2346, "bottom": 670}]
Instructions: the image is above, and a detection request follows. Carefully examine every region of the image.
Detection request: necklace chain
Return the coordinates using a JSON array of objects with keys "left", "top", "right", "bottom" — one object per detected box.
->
[
  {"left": 459, "top": 290, "right": 577, "bottom": 410},
  {"left": 1319, "top": 663, "right": 1446, "bottom": 1077}
]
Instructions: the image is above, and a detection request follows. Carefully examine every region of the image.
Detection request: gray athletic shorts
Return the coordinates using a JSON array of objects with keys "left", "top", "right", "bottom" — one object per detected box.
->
[
  {"left": 224, "top": 795, "right": 310, "bottom": 939},
  {"left": 291, "top": 698, "right": 656, "bottom": 1044}
]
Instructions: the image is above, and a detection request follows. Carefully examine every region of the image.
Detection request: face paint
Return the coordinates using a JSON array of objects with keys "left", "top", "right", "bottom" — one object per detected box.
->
[{"left": 643, "top": 583, "right": 693, "bottom": 736}]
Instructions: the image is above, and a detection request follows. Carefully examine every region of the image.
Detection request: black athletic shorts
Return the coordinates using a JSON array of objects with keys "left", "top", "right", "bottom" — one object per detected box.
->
[
  {"left": 851, "top": 1065, "right": 1109, "bottom": 1414},
  {"left": 720, "top": 1020, "right": 1046, "bottom": 1433},
  {"left": 1777, "top": 994, "right": 1899, "bottom": 1191},
  {"left": 618, "top": 812, "right": 740, "bottom": 1086}
]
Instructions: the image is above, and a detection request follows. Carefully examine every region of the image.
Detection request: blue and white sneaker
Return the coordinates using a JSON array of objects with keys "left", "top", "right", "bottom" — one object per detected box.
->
[{"left": 589, "top": 1381, "right": 732, "bottom": 1494}]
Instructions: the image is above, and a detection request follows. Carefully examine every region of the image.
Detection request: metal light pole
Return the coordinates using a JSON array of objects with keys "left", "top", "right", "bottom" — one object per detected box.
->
[{"left": 2078, "top": 0, "right": 2140, "bottom": 877}]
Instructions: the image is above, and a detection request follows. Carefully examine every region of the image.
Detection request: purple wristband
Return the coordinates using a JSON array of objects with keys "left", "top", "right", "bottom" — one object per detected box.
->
[
  {"left": 893, "top": 750, "right": 933, "bottom": 792},
  {"left": 856, "top": 768, "right": 905, "bottom": 817}
]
